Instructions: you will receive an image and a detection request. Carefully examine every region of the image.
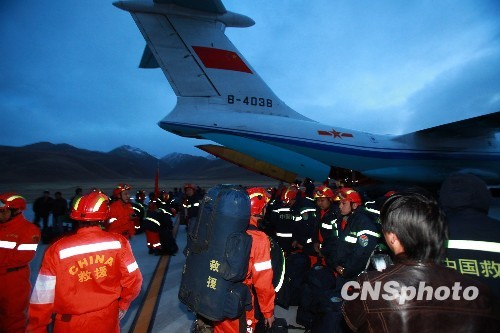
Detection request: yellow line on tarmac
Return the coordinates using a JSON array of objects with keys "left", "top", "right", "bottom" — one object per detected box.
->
[{"left": 130, "top": 218, "right": 181, "bottom": 333}]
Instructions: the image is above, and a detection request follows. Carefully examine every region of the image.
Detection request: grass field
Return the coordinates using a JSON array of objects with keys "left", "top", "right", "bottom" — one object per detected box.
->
[{"left": 0, "top": 178, "right": 280, "bottom": 203}]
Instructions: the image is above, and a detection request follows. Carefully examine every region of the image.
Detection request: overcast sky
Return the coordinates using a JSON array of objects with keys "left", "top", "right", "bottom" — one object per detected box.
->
[{"left": 2, "top": 0, "right": 499, "bottom": 158}]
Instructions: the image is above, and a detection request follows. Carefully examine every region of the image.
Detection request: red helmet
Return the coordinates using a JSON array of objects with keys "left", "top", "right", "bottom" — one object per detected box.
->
[
  {"left": 247, "top": 187, "right": 270, "bottom": 216},
  {"left": 184, "top": 183, "right": 196, "bottom": 191},
  {"left": 0, "top": 193, "right": 26, "bottom": 211},
  {"left": 338, "top": 188, "right": 362, "bottom": 204},
  {"left": 384, "top": 190, "right": 397, "bottom": 198},
  {"left": 313, "top": 185, "right": 335, "bottom": 200},
  {"left": 112, "top": 183, "right": 131, "bottom": 198},
  {"left": 70, "top": 191, "right": 110, "bottom": 221},
  {"left": 282, "top": 186, "right": 299, "bottom": 204}
]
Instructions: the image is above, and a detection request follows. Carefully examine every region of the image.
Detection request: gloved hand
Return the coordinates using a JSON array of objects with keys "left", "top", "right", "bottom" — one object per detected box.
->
[
  {"left": 264, "top": 315, "right": 275, "bottom": 329},
  {"left": 119, "top": 309, "right": 127, "bottom": 320}
]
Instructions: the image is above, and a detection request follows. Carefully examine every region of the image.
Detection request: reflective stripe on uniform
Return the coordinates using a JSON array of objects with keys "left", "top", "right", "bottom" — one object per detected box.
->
[
  {"left": 30, "top": 274, "right": 56, "bottom": 304},
  {"left": 365, "top": 207, "right": 380, "bottom": 215},
  {"left": 59, "top": 241, "right": 122, "bottom": 259},
  {"left": 145, "top": 217, "right": 161, "bottom": 227},
  {"left": 18, "top": 243, "right": 38, "bottom": 251},
  {"left": 132, "top": 206, "right": 141, "bottom": 212},
  {"left": 0, "top": 240, "right": 17, "bottom": 249},
  {"left": 127, "top": 261, "right": 139, "bottom": 273},
  {"left": 275, "top": 256, "right": 286, "bottom": 293},
  {"left": 357, "top": 230, "right": 381, "bottom": 238},
  {"left": 254, "top": 259, "right": 272, "bottom": 272},
  {"left": 306, "top": 238, "right": 312, "bottom": 244},
  {"left": 273, "top": 208, "right": 291, "bottom": 213},
  {"left": 276, "top": 233, "right": 293, "bottom": 238},
  {"left": 345, "top": 236, "right": 357, "bottom": 243},
  {"left": 322, "top": 223, "right": 333, "bottom": 230},
  {"left": 193, "top": 203, "right": 200, "bottom": 207},
  {"left": 447, "top": 240, "right": 500, "bottom": 253},
  {"left": 108, "top": 218, "right": 117, "bottom": 224}
]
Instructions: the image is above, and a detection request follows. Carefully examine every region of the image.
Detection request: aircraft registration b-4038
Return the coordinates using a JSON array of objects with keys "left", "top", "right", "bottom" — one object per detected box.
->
[{"left": 114, "top": 0, "right": 500, "bottom": 185}]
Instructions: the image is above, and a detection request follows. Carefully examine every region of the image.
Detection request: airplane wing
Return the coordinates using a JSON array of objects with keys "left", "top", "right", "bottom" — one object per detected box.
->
[
  {"left": 196, "top": 144, "right": 298, "bottom": 183},
  {"left": 396, "top": 111, "right": 500, "bottom": 141},
  {"left": 153, "top": 0, "right": 226, "bottom": 14}
]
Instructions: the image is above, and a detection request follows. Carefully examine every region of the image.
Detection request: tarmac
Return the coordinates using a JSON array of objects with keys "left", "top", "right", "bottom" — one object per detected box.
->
[{"left": 26, "top": 197, "right": 500, "bottom": 332}]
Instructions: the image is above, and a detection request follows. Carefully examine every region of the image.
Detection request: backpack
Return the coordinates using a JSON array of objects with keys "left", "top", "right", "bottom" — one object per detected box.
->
[{"left": 179, "top": 185, "right": 253, "bottom": 321}]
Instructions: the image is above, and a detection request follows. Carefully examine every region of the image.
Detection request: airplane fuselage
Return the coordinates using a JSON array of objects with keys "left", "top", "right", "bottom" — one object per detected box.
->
[{"left": 159, "top": 98, "right": 500, "bottom": 184}]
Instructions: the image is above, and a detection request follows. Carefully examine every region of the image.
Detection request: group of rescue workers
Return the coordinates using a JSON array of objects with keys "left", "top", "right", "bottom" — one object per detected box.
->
[{"left": 0, "top": 172, "right": 499, "bottom": 333}]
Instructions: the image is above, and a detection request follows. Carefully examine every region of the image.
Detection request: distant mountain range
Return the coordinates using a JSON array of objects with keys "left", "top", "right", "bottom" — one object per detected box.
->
[{"left": 0, "top": 142, "right": 272, "bottom": 183}]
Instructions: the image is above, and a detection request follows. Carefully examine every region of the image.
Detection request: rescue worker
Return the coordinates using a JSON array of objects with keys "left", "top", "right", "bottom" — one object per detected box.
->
[
  {"left": 144, "top": 195, "right": 177, "bottom": 256},
  {"left": 181, "top": 183, "right": 201, "bottom": 226},
  {"left": 131, "top": 190, "right": 147, "bottom": 234},
  {"left": 158, "top": 190, "right": 178, "bottom": 217},
  {"left": 322, "top": 188, "right": 380, "bottom": 294},
  {"left": 302, "top": 178, "right": 316, "bottom": 203},
  {"left": 106, "top": 183, "right": 137, "bottom": 239},
  {"left": 290, "top": 187, "right": 318, "bottom": 257},
  {"left": 0, "top": 193, "right": 41, "bottom": 333},
  {"left": 144, "top": 198, "right": 163, "bottom": 254},
  {"left": 311, "top": 185, "right": 341, "bottom": 265},
  {"left": 268, "top": 185, "right": 317, "bottom": 256},
  {"left": 440, "top": 172, "right": 500, "bottom": 299},
  {"left": 214, "top": 187, "right": 275, "bottom": 333},
  {"left": 28, "top": 190, "right": 143, "bottom": 333}
]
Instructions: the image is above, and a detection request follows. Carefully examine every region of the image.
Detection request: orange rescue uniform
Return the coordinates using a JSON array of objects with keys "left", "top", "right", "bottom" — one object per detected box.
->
[
  {"left": 0, "top": 213, "right": 40, "bottom": 333},
  {"left": 106, "top": 200, "right": 136, "bottom": 239},
  {"left": 214, "top": 217, "right": 275, "bottom": 333},
  {"left": 27, "top": 226, "right": 142, "bottom": 333}
]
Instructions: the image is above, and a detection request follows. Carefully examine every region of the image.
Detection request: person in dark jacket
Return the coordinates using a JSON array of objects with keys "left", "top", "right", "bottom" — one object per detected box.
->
[
  {"left": 439, "top": 172, "right": 500, "bottom": 300},
  {"left": 33, "top": 190, "right": 53, "bottom": 230},
  {"left": 323, "top": 188, "right": 380, "bottom": 285},
  {"left": 181, "top": 183, "right": 202, "bottom": 226},
  {"left": 311, "top": 185, "right": 342, "bottom": 265},
  {"left": 342, "top": 191, "right": 499, "bottom": 333},
  {"left": 52, "top": 192, "right": 68, "bottom": 233}
]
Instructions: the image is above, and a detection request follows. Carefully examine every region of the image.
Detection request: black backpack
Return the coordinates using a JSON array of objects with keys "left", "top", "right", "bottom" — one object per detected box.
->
[{"left": 179, "top": 185, "right": 253, "bottom": 321}]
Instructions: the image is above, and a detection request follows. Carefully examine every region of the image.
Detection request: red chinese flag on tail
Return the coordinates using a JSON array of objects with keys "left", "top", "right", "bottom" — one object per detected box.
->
[
  {"left": 192, "top": 46, "right": 252, "bottom": 73},
  {"left": 154, "top": 166, "right": 159, "bottom": 200}
]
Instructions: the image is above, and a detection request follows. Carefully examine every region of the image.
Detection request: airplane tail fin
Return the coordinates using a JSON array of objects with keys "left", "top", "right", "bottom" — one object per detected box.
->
[{"left": 114, "top": 0, "right": 308, "bottom": 120}]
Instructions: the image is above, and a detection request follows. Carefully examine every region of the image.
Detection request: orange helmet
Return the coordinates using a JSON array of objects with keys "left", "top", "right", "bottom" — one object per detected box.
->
[
  {"left": 247, "top": 187, "right": 270, "bottom": 216},
  {"left": 112, "top": 183, "right": 131, "bottom": 198},
  {"left": 0, "top": 193, "right": 26, "bottom": 211},
  {"left": 338, "top": 188, "right": 362, "bottom": 204},
  {"left": 70, "top": 191, "right": 110, "bottom": 222},
  {"left": 313, "top": 185, "right": 335, "bottom": 200},
  {"left": 282, "top": 186, "right": 299, "bottom": 204}
]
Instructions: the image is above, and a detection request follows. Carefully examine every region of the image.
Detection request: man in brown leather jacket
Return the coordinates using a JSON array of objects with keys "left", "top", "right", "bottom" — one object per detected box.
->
[{"left": 342, "top": 191, "right": 499, "bottom": 332}]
